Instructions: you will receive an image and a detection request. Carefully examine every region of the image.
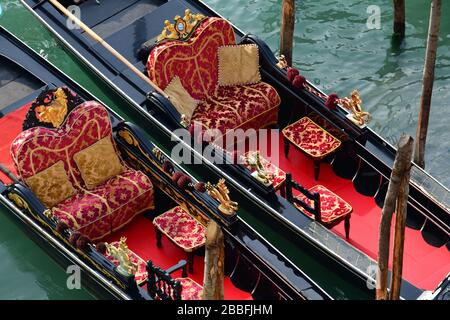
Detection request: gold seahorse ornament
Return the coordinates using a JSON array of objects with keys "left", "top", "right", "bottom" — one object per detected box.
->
[
  {"left": 242, "top": 151, "right": 273, "bottom": 186},
  {"left": 206, "top": 178, "right": 238, "bottom": 215},
  {"left": 339, "top": 90, "right": 371, "bottom": 127},
  {"left": 105, "top": 237, "right": 138, "bottom": 277}
]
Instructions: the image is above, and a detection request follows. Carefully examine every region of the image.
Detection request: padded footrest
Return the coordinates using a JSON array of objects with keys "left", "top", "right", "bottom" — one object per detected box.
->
[
  {"left": 153, "top": 206, "right": 206, "bottom": 252},
  {"left": 282, "top": 117, "right": 341, "bottom": 159}
]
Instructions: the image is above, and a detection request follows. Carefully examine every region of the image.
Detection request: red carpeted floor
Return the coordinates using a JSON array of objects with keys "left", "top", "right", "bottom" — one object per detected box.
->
[
  {"left": 104, "top": 214, "right": 252, "bottom": 300},
  {"left": 259, "top": 131, "right": 449, "bottom": 291},
  {"left": 0, "top": 103, "right": 30, "bottom": 183}
]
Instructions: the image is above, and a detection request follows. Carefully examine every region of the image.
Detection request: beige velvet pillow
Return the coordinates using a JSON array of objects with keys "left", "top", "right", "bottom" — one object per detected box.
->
[
  {"left": 25, "top": 161, "right": 75, "bottom": 208},
  {"left": 218, "top": 44, "right": 261, "bottom": 86},
  {"left": 164, "top": 76, "right": 199, "bottom": 120},
  {"left": 74, "top": 137, "right": 124, "bottom": 190}
]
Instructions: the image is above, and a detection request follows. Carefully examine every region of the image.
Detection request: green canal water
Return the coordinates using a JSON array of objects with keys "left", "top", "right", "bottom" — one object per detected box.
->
[{"left": 0, "top": 0, "right": 448, "bottom": 299}]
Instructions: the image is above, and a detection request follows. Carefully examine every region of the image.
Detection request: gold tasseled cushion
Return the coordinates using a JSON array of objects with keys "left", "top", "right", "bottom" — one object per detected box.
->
[
  {"left": 164, "top": 76, "right": 199, "bottom": 120},
  {"left": 74, "top": 137, "right": 124, "bottom": 189},
  {"left": 25, "top": 161, "right": 76, "bottom": 208},
  {"left": 217, "top": 44, "right": 261, "bottom": 86}
]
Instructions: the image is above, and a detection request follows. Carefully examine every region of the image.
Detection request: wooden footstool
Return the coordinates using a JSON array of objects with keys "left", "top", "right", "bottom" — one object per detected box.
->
[
  {"left": 153, "top": 206, "right": 206, "bottom": 273},
  {"left": 282, "top": 117, "right": 341, "bottom": 180}
]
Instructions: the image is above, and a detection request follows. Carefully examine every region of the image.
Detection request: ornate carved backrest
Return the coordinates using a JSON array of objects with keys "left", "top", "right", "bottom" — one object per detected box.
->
[
  {"left": 147, "top": 16, "right": 236, "bottom": 101},
  {"left": 146, "top": 261, "right": 182, "bottom": 300},
  {"left": 11, "top": 101, "right": 114, "bottom": 188}
]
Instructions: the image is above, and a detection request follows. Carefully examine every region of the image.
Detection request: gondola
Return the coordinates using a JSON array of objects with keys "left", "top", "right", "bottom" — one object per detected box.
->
[
  {"left": 20, "top": 0, "right": 449, "bottom": 300},
  {"left": 0, "top": 25, "right": 333, "bottom": 300}
]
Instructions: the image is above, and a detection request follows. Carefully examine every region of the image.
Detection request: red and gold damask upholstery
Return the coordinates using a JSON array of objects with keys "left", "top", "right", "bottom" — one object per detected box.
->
[
  {"left": 176, "top": 278, "right": 203, "bottom": 300},
  {"left": 52, "top": 191, "right": 111, "bottom": 240},
  {"left": 11, "top": 101, "right": 154, "bottom": 241},
  {"left": 282, "top": 117, "right": 341, "bottom": 159},
  {"left": 191, "top": 82, "right": 279, "bottom": 135},
  {"left": 148, "top": 18, "right": 236, "bottom": 100},
  {"left": 105, "top": 241, "right": 148, "bottom": 285},
  {"left": 153, "top": 206, "right": 206, "bottom": 252},
  {"left": 90, "top": 169, "right": 154, "bottom": 232},
  {"left": 295, "top": 185, "right": 352, "bottom": 225},
  {"left": 11, "top": 101, "right": 112, "bottom": 185},
  {"left": 147, "top": 17, "right": 280, "bottom": 135}
]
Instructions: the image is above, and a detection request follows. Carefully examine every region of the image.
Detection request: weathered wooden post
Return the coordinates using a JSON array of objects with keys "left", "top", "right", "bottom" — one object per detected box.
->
[
  {"left": 280, "top": 0, "right": 295, "bottom": 66},
  {"left": 376, "top": 134, "right": 413, "bottom": 300},
  {"left": 390, "top": 148, "right": 412, "bottom": 300},
  {"left": 201, "top": 220, "right": 224, "bottom": 300},
  {"left": 415, "top": 0, "right": 441, "bottom": 169},
  {"left": 393, "top": 0, "right": 406, "bottom": 38}
]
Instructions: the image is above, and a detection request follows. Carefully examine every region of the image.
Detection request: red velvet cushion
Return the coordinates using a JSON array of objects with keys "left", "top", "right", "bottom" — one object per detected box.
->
[
  {"left": 90, "top": 169, "right": 154, "bottom": 232},
  {"left": 282, "top": 117, "right": 341, "bottom": 158},
  {"left": 176, "top": 278, "right": 203, "bottom": 300},
  {"left": 295, "top": 185, "right": 352, "bottom": 224},
  {"left": 52, "top": 191, "right": 111, "bottom": 241},
  {"left": 153, "top": 206, "right": 206, "bottom": 252},
  {"left": 52, "top": 169, "right": 154, "bottom": 241},
  {"left": 148, "top": 18, "right": 236, "bottom": 100},
  {"left": 192, "top": 82, "right": 280, "bottom": 135}
]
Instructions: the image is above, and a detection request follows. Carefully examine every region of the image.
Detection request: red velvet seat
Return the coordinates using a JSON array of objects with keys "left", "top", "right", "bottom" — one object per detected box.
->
[
  {"left": 192, "top": 82, "right": 280, "bottom": 134},
  {"left": 153, "top": 206, "right": 206, "bottom": 273},
  {"left": 295, "top": 185, "right": 352, "bottom": 225},
  {"left": 11, "top": 101, "right": 155, "bottom": 241},
  {"left": 177, "top": 278, "right": 203, "bottom": 300},
  {"left": 147, "top": 17, "right": 280, "bottom": 135},
  {"left": 285, "top": 174, "right": 352, "bottom": 238}
]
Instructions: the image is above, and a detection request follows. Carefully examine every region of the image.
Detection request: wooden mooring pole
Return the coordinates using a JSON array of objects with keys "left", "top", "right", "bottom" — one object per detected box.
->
[
  {"left": 280, "top": 0, "right": 295, "bottom": 66},
  {"left": 201, "top": 220, "right": 224, "bottom": 300},
  {"left": 393, "top": 0, "right": 405, "bottom": 38},
  {"left": 376, "top": 134, "right": 413, "bottom": 300},
  {"left": 390, "top": 159, "right": 412, "bottom": 300},
  {"left": 414, "top": 0, "right": 442, "bottom": 169}
]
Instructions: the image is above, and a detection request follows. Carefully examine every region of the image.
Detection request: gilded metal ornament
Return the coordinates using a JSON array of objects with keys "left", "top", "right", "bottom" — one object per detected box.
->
[
  {"left": 156, "top": 9, "right": 206, "bottom": 43},
  {"left": 205, "top": 178, "right": 238, "bottom": 215}
]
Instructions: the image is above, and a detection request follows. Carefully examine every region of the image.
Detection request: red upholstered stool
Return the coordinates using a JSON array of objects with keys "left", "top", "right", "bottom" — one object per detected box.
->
[
  {"left": 285, "top": 174, "right": 352, "bottom": 238},
  {"left": 282, "top": 117, "right": 341, "bottom": 180},
  {"left": 153, "top": 206, "right": 206, "bottom": 273},
  {"left": 177, "top": 278, "right": 203, "bottom": 300}
]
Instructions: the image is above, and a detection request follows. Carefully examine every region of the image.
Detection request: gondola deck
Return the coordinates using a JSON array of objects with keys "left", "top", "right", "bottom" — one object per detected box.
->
[{"left": 14, "top": 0, "right": 450, "bottom": 299}]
